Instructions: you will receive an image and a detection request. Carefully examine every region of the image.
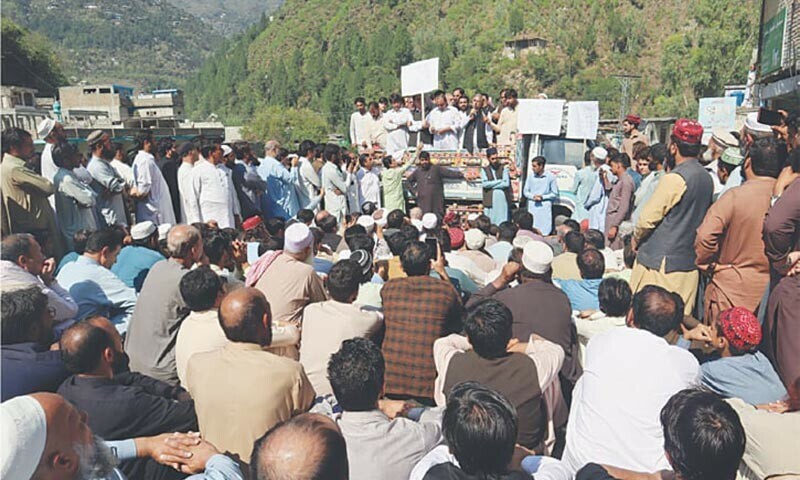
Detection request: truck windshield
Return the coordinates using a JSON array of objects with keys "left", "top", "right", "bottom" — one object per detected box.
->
[{"left": 541, "top": 138, "right": 589, "bottom": 169}]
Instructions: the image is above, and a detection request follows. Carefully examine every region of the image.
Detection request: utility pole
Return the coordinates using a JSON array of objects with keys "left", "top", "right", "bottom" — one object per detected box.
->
[{"left": 612, "top": 74, "right": 641, "bottom": 139}]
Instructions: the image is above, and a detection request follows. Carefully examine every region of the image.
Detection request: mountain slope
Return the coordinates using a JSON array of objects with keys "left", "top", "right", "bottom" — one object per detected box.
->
[
  {"left": 187, "top": 0, "right": 758, "bottom": 133},
  {"left": 2, "top": 0, "right": 223, "bottom": 90},
  {"left": 167, "top": 0, "right": 284, "bottom": 34},
  {"left": 2, "top": 18, "right": 67, "bottom": 96}
]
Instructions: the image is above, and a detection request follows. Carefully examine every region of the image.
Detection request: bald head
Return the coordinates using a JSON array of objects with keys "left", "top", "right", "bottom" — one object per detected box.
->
[
  {"left": 60, "top": 316, "right": 121, "bottom": 376},
  {"left": 629, "top": 285, "right": 683, "bottom": 337},
  {"left": 218, "top": 287, "right": 271, "bottom": 346},
  {"left": 251, "top": 414, "right": 347, "bottom": 480},
  {"left": 167, "top": 224, "right": 202, "bottom": 260}
]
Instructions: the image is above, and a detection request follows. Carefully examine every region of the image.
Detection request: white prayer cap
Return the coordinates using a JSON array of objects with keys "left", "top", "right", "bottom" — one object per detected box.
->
[
  {"left": 465, "top": 229, "right": 486, "bottom": 250},
  {"left": 466, "top": 213, "right": 479, "bottom": 222},
  {"left": 744, "top": 112, "right": 773, "bottom": 134},
  {"left": 522, "top": 240, "right": 554, "bottom": 274},
  {"left": 356, "top": 215, "right": 376, "bottom": 233},
  {"left": 512, "top": 235, "right": 533, "bottom": 249},
  {"left": 411, "top": 218, "right": 424, "bottom": 231},
  {"left": 221, "top": 145, "right": 233, "bottom": 157},
  {"left": 284, "top": 223, "right": 313, "bottom": 253},
  {"left": 131, "top": 221, "right": 157, "bottom": 241},
  {"left": 711, "top": 127, "right": 739, "bottom": 149},
  {"left": 158, "top": 223, "right": 172, "bottom": 242},
  {"left": 591, "top": 147, "right": 608, "bottom": 161},
  {"left": 1, "top": 395, "right": 47, "bottom": 479},
  {"left": 37, "top": 118, "right": 55, "bottom": 139},
  {"left": 374, "top": 209, "right": 388, "bottom": 227},
  {"left": 422, "top": 213, "right": 438, "bottom": 230}
]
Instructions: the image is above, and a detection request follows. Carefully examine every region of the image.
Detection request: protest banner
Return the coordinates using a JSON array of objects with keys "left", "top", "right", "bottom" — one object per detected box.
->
[{"left": 517, "top": 99, "right": 565, "bottom": 136}]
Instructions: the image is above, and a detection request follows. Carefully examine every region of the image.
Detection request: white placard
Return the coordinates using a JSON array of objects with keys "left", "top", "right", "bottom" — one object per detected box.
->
[
  {"left": 698, "top": 97, "right": 737, "bottom": 132},
  {"left": 517, "top": 99, "right": 565, "bottom": 135},
  {"left": 401, "top": 58, "right": 439, "bottom": 97},
  {"left": 566, "top": 101, "right": 599, "bottom": 139}
]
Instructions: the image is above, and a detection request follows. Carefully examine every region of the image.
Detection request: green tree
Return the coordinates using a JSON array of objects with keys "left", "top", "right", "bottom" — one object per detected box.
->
[
  {"left": 243, "top": 106, "right": 330, "bottom": 144},
  {"left": 1, "top": 18, "right": 66, "bottom": 95}
]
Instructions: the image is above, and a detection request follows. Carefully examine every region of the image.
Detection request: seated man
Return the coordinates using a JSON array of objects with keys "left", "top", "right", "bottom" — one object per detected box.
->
[
  {"left": 1, "top": 286, "right": 68, "bottom": 401},
  {"left": 486, "top": 221, "right": 517, "bottom": 265},
  {"left": 317, "top": 212, "right": 346, "bottom": 253},
  {"left": 574, "top": 277, "right": 632, "bottom": 365},
  {"left": 701, "top": 307, "right": 787, "bottom": 405},
  {"left": 328, "top": 337, "right": 442, "bottom": 480},
  {"left": 584, "top": 229, "right": 621, "bottom": 273},
  {"left": 577, "top": 389, "right": 745, "bottom": 480},
  {"left": 250, "top": 413, "right": 348, "bottom": 480},
  {"left": 0, "top": 393, "right": 243, "bottom": 480},
  {"left": 460, "top": 229, "right": 497, "bottom": 275},
  {"left": 433, "top": 299, "right": 565, "bottom": 453},
  {"left": 557, "top": 248, "right": 605, "bottom": 312},
  {"left": 1, "top": 233, "right": 78, "bottom": 334},
  {"left": 300, "top": 260, "right": 383, "bottom": 396},
  {"left": 186, "top": 287, "right": 315, "bottom": 471},
  {"left": 110, "top": 221, "right": 165, "bottom": 292},
  {"left": 551, "top": 231, "right": 585, "bottom": 280},
  {"left": 55, "top": 228, "right": 137, "bottom": 333},
  {"left": 563, "top": 285, "right": 700, "bottom": 474},
  {"left": 175, "top": 266, "right": 227, "bottom": 386},
  {"left": 57, "top": 317, "right": 198, "bottom": 480},
  {"left": 382, "top": 241, "right": 463, "bottom": 403}
]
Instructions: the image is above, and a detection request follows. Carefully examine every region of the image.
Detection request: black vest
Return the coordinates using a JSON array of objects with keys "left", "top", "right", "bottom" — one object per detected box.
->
[
  {"left": 463, "top": 113, "right": 489, "bottom": 153},
  {"left": 638, "top": 158, "right": 713, "bottom": 272},
  {"left": 483, "top": 164, "right": 512, "bottom": 209},
  {"left": 444, "top": 350, "right": 546, "bottom": 450}
]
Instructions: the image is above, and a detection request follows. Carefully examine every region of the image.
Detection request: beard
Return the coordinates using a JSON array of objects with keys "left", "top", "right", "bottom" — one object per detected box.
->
[
  {"left": 75, "top": 435, "right": 118, "bottom": 480},
  {"left": 111, "top": 350, "right": 130, "bottom": 375},
  {"left": 100, "top": 146, "right": 115, "bottom": 161}
]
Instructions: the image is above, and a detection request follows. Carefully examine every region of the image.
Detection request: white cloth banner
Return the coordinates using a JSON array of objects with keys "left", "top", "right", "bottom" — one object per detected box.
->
[
  {"left": 401, "top": 58, "right": 439, "bottom": 96},
  {"left": 566, "top": 101, "right": 599, "bottom": 139},
  {"left": 517, "top": 99, "right": 565, "bottom": 135}
]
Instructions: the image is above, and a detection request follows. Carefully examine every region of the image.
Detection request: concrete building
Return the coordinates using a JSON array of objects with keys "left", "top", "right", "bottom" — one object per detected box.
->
[
  {"left": 503, "top": 36, "right": 548, "bottom": 60},
  {"left": 131, "top": 89, "right": 185, "bottom": 120},
  {"left": 756, "top": 0, "right": 800, "bottom": 110},
  {"left": 1, "top": 86, "right": 53, "bottom": 138},
  {"left": 58, "top": 84, "right": 134, "bottom": 123}
]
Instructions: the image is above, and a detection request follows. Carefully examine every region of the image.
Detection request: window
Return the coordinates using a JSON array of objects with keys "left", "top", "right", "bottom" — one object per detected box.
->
[{"left": 99, "top": 88, "right": 111, "bottom": 94}]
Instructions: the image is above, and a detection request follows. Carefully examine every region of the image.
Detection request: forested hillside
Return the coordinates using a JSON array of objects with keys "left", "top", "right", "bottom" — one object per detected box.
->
[
  {"left": 167, "top": 0, "right": 284, "bottom": 34},
  {"left": 1, "top": 18, "right": 67, "bottom": 96},
  {"left": 186, "top": 0, "right": 758, "bottom": 135},
  {"left": 2, "top": 0, "right": 222, "bottom": 90}
]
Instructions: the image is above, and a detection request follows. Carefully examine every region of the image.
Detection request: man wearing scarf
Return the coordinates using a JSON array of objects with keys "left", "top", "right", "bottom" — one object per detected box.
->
[{"left": 481, "top": 148, "right": 511, "bottom": 225}]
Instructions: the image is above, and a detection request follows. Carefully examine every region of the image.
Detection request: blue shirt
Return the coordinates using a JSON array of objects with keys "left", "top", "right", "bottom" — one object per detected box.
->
[
  {"left": 523, "top": 172, "right": 559, "bottom": 235},
  {"left": 701, "top": 351, "right": 787, "bottom": 405},
  {"left": 257, "top": 156, "right": 299, "bottom": 220},
  {"left": 313, "top": 257, "right": 334, "bottom": 275},
  {"left": 1, "top": 343, "right": 68, "bottom": 402},
  {"left": 56, "top": 251, "right": 80, "bottom": 274},
  {"left": 627, "top": 167, "right": 642, "bottom": 190},
  {"left": 111, "top": 246, "right": 165, "bottom": 292},
  {"left": 486, "top": 241, "right": 514, "bottom": 264},
  {"left": 585, "top": 173, "right": 608, "bottom": 232},
  {"left": 56, "top": 256, "right": 138, "bottom": 333},
  {"left": 557, "top": 278, "right": 603, "bottom": 311},
  {"left": 572, "top": 166, "right": 596, "bottom": 222}
]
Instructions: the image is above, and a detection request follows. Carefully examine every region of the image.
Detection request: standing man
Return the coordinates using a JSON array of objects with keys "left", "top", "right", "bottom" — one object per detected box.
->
[
  {"left": 86, "top": 130, "right": 128, "bottom": 227},
  {"left": 571, "top": 149, "right": 599, "bottom": 222},
  {"left": 462, "top": 94, "right": 493, "bottom": 154},
  {"left": 481, "top": 147, "right": 511, "bottom": 225},
  {"left": 296, "top": 140, "right": 323, "bottom": 212},
  {"left": 523, "top": 156, "right": 559, "bottom": 235},
  {"left": 258, "top": 140, "right": 300, "bottom": 220},
  {"left": 367, "top": 102, "right": 387, "bottom": 151},
  {"left": 695, "top": 138, "right": 783, "bottom": 325},
  {"left": 405, "top": 96, "right": 430, "bottom": 148},
  {"left": 604, "top": 153, "right": 635, "bottom": 250},
  {"left": 192, "top": 142, "right": 236, "bottom": 228},
  {"left": 320, "top": 144, "right": 353, "bottom": 225},
  {"left": 620, "top": 114, "right": 648, "bottom": 159},
  {"left": 427, "top": 90, "right": 462, "bottom": 151},
  {"left": 350, "top": 97, "right": 372, "bottom": 152},
  {"left": 407, "top": 151, "right": 466, "bottom": 217},
  {"left": 704, "top": 128, "right": 739, "bottom": 197},
  {"left": 382, "top": 154, "right": 414, "bottom": 214},
  {"left": 177, "top": 141, "right": 201, "bottom": 224},
  {"left": 631, "top": 119, "right": 713, "bottom": 315},
  {"left": 584, "top": 147, "right": 609, "bottom": 231},
  {"left": 357, "top": 153, "right": 381, "bottom": 208},
  {"left": 219, "top": 145, "right": 243, "bottom": 226},
  {"left": 1, "top": 128, "right": 63, "bottom": 258},
  {"left": 632, "top": 143, "right": 667, "bottom": 224},
  {"left": 132, "top": 132, "right": 176, "bottom": 225},
  {"left": 490, "top": 88, "right": 518, "bottom": 146},
  {"left": 51, "top": 143, "right": 98, "bottom": 250},
  {"left": 232, "top": 141, "right": 265, "bottom": 218},
  {"left": 720, "top": 113, "right": 774, "bottom": 198},
  {"left": 36, "top": 119, "right": 67, "bottom": 209},
  {"left": 156, "top": 138, "right": 181, "bottom": 221},
  {"left": 383, "top": 93, "right": 415, "bottom": 159}
]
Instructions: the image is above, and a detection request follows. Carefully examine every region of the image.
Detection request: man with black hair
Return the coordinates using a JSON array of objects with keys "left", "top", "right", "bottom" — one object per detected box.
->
[
  {"left": 382, "top": 156, "right": 414, "bottom": 213},
  {"left": 384, "top": 92, "right": 415, "bottom": 159},
  {"left": 176, "top": 141, "right": 201, "bottom": 223},
  {"left": 523, "top": 156, "right": 559, "bottom": 236},
  {"left": 300, "top": 260, "right": 383, "bottom": 396},
  {"left": 317, "top": 213, "right": 346, "bottom": 253},
  {"left": 563, "top": 285, "right": 700, "bottom": 474},
  {"left": 86, "top": 129, "right": 128, "bottom": 228},
  {"left": 350, "top": 97, "right": 371, "bottom": 150},
  {"left": 631, "top": 119, "right": 713, "bottom": 315},
  {"left": 632, "top": 143, "right": 668, "bottom": 223},
  {"left": 695, "top": 137, "right": 785, "bottom": 325},
  {"left": 490, "top": 88, "right": 519, "bottom": 146},
  {"left": 251, "top": 413, "right": 348, "bottom": 480},
  {"left": 557, "top": 248, "right": 605, "bottom": 311},
  {"left": 56, "top": 228, "right": 136, "bottom": 332},
  {"left": 574, "top": 277, "right": 632, "bottom": 365},
  {"left": 192, "top": 141, "right": 236, "bottom": 229},
  {"left": 328, "top": 337, "right": 442, "bottom": 480},
  {"left": 1, "top": 127, "right": 63, "bottom": 256},
  {"left": 297, "top": 208, "right": 315, "bottom": 225},
  {"left": 132, "top": 131, "right": 176, "bottom": 225},
  {"left": 486, "top": 221, "right": 517, "bottom": 264},
  {"left": 1, "top": 233, "right": 79, "bottom": 332},
  {"left": 512, "top": 209, "right": 543, "bottom": 241},
  {"left": 1, "top": 286, "right": 69, "bottom": 401},
  {"left": 407, "top": 150, "right": 466, "bottom": 217},
  {"left": 552, "top": 231, "right": 585, "bottom": 280},
  {"left": 433, "top": 299, "right": 564, "bottom": 451},
  {"left": 174, "top": 266, "right": 227, "bottom": 386},
  {"left": 583, "top": 228, "right": 620, "bottom": 272},
  {"left": 58, "top": 316, "right": 197, "bottom": 480},
  {"left": 186, "top": 287, "right": 315, "bottom": 472},
  {"left": 51, "top": 142, "right": 98, "bottom": 250},
  {"left": 202, "top": 229, "right": 244, "bottom": 289},
  {"left": 155, "top": 137, "right": 181, "bottom": 221},
  {"left": 296, "top": 139, "right": 323, "bottom": 212},
  {"left": 604, "top": 153, "right": 634, "bottom": 250},
  {"left": 232, "top": 141, "right": 266, "bottom": 219},
  {"left": 381, "top": 241, "right": 462, "bottom": 402},
  {"left": 357, "top": 152, "right": 382, "bottom": 208},
  {"left": 125, "top": 225, "right": 204, "bottom": 385}
]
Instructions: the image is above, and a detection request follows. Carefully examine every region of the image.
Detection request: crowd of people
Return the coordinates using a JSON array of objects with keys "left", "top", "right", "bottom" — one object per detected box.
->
[{"left": 0, "top": 86, "right": 799, "bottom": 480}]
